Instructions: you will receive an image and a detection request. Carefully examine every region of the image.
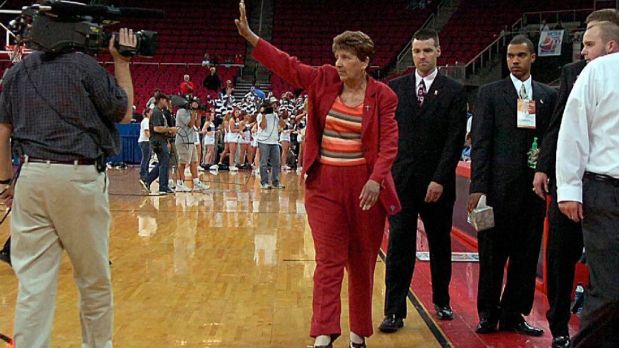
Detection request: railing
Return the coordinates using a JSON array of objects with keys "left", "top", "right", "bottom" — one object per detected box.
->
[
  {"left": 439, "top": 64, "right": 466, "bottom": 81},
  {"left": 521, "top": 8, "right": 593, "bottom": 27},
  {"left": 394, "top": 0, "right": 456, "bottom": 73},
  {"left": 465, "top": 34, "right": 508, "bottom": 76},
  {"left": 463, "top": 7, "right": 591, "bottom": 79},
  {"left": 395, "top": 13, "right": 435, "bottom": 72}
]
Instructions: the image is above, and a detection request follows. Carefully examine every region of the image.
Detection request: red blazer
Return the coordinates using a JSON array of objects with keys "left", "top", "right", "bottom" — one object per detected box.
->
[{"left": 253, "top": 39, "right": 401, "bottom": 215}]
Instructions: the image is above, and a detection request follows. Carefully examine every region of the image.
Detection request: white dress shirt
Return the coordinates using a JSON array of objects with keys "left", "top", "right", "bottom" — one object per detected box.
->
[
  {"left": 556, "top": 52, "right": 619, "bottom": 203},
  {"left": 415, "top": 68, "right": 438, "bottom": 94},
  {"left": 510, "top": 74, "right": 533, "bottom": 99}
]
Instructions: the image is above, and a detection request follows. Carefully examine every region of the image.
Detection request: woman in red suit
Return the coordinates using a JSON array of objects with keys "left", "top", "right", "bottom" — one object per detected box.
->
[{"left": 236, "top": 2, "right": 400, "bottom": 347}]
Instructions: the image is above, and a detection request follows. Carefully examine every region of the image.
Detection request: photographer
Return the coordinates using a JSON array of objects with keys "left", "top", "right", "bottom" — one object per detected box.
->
[
  {"left": 175, "top": 98, "right": 208, "bottom": 191},
  {"left": 141, "top": 93, "right": 176, "bottom": 194},
  {"left": 0, "top": 28, "right": 136, "bottom": 347},
  {"left": 256, "top": 97, "right": 284, "bottom": 189}
]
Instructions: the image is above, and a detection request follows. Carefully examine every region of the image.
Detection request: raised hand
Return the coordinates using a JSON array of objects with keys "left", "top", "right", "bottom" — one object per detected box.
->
[{"left": 234, "top": 0, "right": 259, "bottom": 47}]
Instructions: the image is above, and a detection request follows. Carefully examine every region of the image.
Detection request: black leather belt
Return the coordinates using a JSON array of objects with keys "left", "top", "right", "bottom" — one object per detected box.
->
[
  {"left": 22, "top": 156, "right": 96, "bottom": 165},
  {"left": 584, "top": 172, "right": 619, "bottom": 186}
]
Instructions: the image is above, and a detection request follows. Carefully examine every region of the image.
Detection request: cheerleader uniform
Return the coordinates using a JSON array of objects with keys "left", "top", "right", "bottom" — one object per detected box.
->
[
  {"left": 203, "top": 122, "right": 216, "bottom": 146},
  {"left": 224, "top": 121, "right": 240, "bottom": 143},
  {"left": 240, "top": 124, "right": 252, "bottom": 145},
  {"left": 279, "top": 121, "right": 292, "bottom": 143}
]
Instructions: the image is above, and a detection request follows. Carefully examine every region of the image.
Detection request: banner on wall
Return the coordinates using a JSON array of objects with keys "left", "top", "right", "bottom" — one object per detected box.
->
[{"left": 538, "top": 30, "right": 564, "bottom": 56}]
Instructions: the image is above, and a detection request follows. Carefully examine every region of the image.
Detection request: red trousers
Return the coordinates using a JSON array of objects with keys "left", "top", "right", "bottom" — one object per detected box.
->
[{"left": 305, "top": 164, "right": 387, "bottom": 338}]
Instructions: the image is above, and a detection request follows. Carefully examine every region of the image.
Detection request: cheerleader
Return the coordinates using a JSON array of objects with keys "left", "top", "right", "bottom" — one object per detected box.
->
[
  {"left": 201, "top": 110, "right": 217, "bottom": 167},
  {"left": 294, "top": 104, "right": 308, "bottom": 173},
  {"left": 238, "top": 113, "right": 254, "bottom": 169},
  {"left": 211, "top": 111, "right": 232, "bottom": 170},
  {"left": 279, "top": 108, "right": 293, "bottom": 171},
  {"left": 250, "top": 121, "right": 260, "bottom": 175},
  {"left": 219, "top": 109, "right": 242, "bottom": 171}
]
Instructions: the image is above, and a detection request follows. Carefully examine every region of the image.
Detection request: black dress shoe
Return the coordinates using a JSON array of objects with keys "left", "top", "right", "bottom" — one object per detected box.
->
[
  {"left": 435, "top": 305, "right": 454, "bottom": 320},
  {"left": 499, "top": 319, "right": 544, "bottom": 337},
  {"left": 552, "top": 336, "right": 571, "bottom": 348},
  {"left": 475, "top": 316, "right": 498, "bottom": 334},
  {"left": 379, "top": 314, "right": 403, "bottom": 333},
  {"left": 350, "top": 340, "right": 366, "bottom": 348}
]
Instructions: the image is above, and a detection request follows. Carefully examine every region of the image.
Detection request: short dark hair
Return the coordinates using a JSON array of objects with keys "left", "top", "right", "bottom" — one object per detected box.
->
[
  {"left": 154, "top": 92, "right": 168, "bottom": 102},
  {"left": 586, "top": 9, "right": 619, "bottom": 25},
  {"left": 509, "top": 35, "right": 535, "bottom": 54},
  {"left": 332, "top": 31, "right": 375, "bottom": 63},
  {"left": 413, "top": 28, "right": 440, "bottom": 47}
]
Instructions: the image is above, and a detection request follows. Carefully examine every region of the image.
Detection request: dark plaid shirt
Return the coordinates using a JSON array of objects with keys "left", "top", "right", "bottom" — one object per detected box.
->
[{"left": 0, "top": 51, "right": 128, "bottom": 161}]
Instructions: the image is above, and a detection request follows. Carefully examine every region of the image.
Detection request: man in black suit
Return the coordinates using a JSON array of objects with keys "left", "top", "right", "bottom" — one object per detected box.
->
[
  {"left": 379, "top": 29, "right": 467, "bottom": 333},
  {"left": 468, "top": 35, "right": 558, "bottom": 336},
  {"left": 534, "top": 10, "right": 619, "bottom": 348}
]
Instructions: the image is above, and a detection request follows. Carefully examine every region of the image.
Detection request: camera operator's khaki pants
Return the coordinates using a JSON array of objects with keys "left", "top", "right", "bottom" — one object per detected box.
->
[{"left": 11, "top": 161, "right": 113, "bottom": 348}]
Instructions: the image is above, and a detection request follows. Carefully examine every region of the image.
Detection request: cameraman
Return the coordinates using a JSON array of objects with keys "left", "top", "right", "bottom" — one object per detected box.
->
[
  {"left": 0, "top": 28, "right": 136, "bottom": 347},
  {"left": 141, "top": 93, "right": 176, "bottom": 194},
  {"left": 175, "top": 98, "right": 208, "bottom": 191},
  {"left": 256, "top": 97, "right": 284, "bottom": 189}
]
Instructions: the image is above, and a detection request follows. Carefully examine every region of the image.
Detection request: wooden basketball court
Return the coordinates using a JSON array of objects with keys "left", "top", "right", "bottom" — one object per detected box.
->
[{"left": 0, "top": 167, "right": 443, "bottom": 347}]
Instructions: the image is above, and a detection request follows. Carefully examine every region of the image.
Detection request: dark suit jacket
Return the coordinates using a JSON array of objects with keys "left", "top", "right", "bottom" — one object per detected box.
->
[
  {"left": 537, "top": 60, "right": 586, "bottom": 178},
  {"left": 388, "top": 71, "right": 467, "bottom": 197},
  {"left": 252, "top": 39, "right": 401, "bottom": 215},
  {"left": 470, "top": 78, "right": 558, "bottom": 215}
]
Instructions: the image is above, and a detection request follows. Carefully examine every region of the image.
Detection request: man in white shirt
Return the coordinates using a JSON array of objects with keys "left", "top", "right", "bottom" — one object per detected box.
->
[
  {"left": 138, "top": 108, "right": 152, "bottom": 182},
  {"left": 556, "top": 21, "right": 619, "bottom": 332},
  {"left": 256, "top": 97, "right": 284, "bottom": 189}
]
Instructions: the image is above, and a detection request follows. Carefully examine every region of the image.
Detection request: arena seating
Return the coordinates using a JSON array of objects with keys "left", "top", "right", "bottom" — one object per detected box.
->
[
  {"left": 268, "top": 0, "right": 433, "bottom": 95},
  {"left": 438, "top": 0, "right": 593, "bottom": 65}
]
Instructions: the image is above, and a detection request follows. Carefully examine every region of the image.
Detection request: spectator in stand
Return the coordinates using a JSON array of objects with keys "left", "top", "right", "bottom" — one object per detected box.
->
[
  {"left": 139, "top": 108, "right": 152, "bottom": 183},
  {"left": 461, "top": 133, "right": 472, "bottom": 162},
  {"left": 221, "top": 79, "right": 235, "bottom": 97},
  {"left": 202, "top": 52, "right": 211, "bottom": 67},
  {"left": 246, "top": 85, "right": 266, "bottom": 100},
  {"left": 236, "top": 2, "right": 400, "bottom": 347},
  {"left": 203, "top": 67, "right": 221, "bottom": 99},
  {"left": 219, "top": 85, "right": 236, "bottom": 107},
  {"left": 180, "top": 74, "right": 195, "bottom": 96}
]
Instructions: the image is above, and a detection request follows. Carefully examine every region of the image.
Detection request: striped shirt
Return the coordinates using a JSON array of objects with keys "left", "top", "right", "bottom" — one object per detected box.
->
[{"left": 319, "top": 97, "right": 366, "bottom": 166}]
